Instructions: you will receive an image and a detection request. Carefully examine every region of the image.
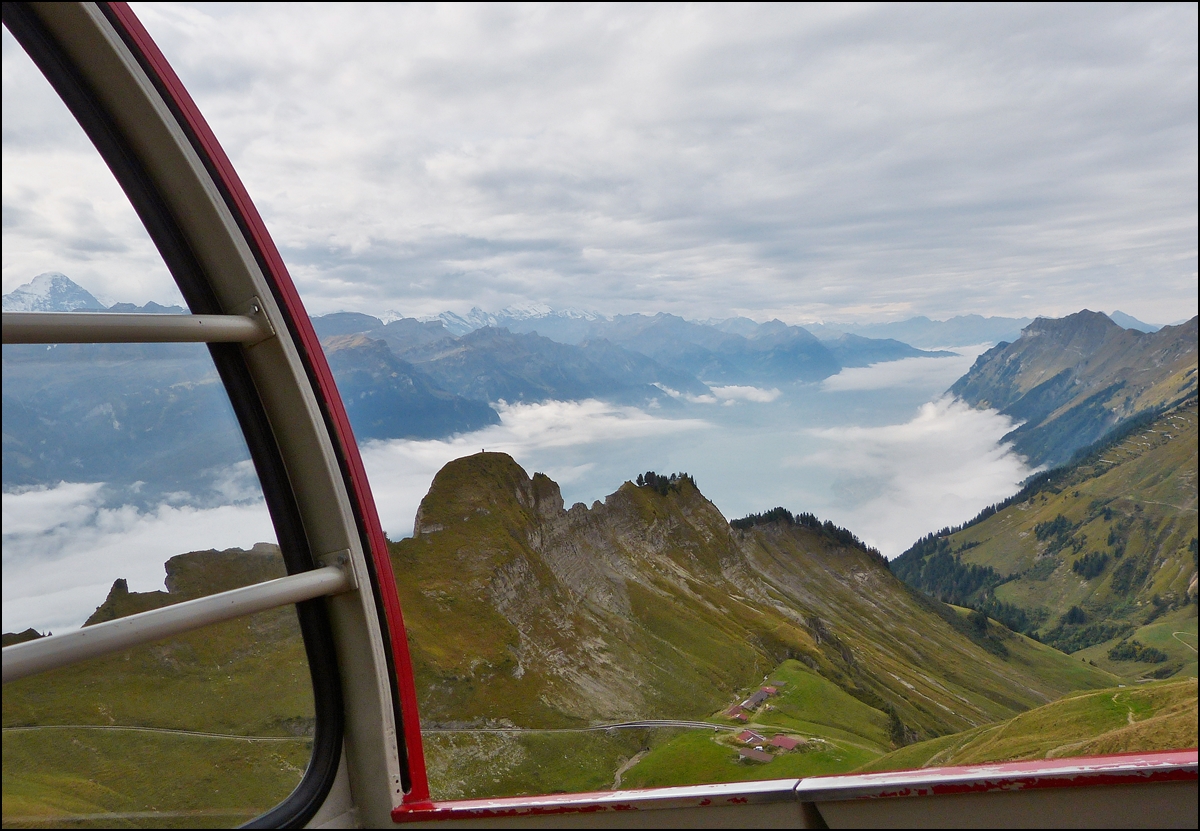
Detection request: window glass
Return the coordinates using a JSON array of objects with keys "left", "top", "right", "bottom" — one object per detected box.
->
[{"left": 2, "top": 24, "right": 316, "bottom": 829}]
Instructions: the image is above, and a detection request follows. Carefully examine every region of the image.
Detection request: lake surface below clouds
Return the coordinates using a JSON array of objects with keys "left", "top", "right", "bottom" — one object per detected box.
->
[{"left": 2, "top": 345, "right": 1034, "bottom": 634}]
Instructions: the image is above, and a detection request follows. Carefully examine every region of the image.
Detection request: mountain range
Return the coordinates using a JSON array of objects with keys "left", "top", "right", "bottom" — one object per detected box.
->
[
  {"left": 391, "top": 454, "right": 1113, "bottom": 736},
  {"left": 313, "top": 309, "right": 953, "bottom": 393},
  {"left": 2, "top": 273, "right": 954, "bottom": 494},
  {"left": 3, "top": 273, "right": 1192, "bottom": 518}
]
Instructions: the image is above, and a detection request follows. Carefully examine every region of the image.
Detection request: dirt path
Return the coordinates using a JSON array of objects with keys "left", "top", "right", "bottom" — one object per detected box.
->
[
  {"left": 1172, "top": 632, "right": 1198, "bottom": 653},
  {"left": 424, "top": 719, "right": 730, "bottom": 734},
  {"left": 1, "top": 724, "right": 303, "bottom": 741},
  {"left": 611, "top": 750, "right": 648, "bottom": 790}
]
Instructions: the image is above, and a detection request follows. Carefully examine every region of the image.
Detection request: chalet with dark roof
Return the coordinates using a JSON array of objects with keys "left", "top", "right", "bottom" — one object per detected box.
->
[{"left": 741, "top": 689, "right": 769, "bottom": 709}]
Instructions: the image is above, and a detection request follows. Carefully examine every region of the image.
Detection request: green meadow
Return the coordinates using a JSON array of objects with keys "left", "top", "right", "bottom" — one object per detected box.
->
[
  {"left": 858, "top": 677, "right": 1197, "bottom": 772},
  {"left": 1, "top": 727, "right": 309, "bottom": 829}
]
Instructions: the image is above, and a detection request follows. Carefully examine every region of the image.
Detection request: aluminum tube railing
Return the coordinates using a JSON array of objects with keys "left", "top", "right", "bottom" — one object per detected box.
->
[
  {"left": 2, "top": 566, "right": 349, "bottom": 684},
  {"left": 2, "top": 311, "right": 272, "bottom": 344}
]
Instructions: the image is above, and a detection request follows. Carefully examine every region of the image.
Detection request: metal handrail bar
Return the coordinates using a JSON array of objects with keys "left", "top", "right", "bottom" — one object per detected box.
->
[
  {"left": 2, "top": 311, "right": 272, "bottom": 344},
  {"left": 2, "top": 566, "right": 349, "bottom": 684}
]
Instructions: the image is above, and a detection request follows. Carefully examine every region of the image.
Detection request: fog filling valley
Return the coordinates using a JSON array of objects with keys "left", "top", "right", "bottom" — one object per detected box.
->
[{"left": 1, "top": 344, "right": 1038, "bottom": 634}]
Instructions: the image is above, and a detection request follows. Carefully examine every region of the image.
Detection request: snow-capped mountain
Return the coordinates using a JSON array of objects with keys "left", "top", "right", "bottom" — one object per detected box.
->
[
  {"left": 422, "top": 305, "right": 606, "bottom": 336},
  {"left": 2, "top": 272, "right": 106, "bottom": 312}
]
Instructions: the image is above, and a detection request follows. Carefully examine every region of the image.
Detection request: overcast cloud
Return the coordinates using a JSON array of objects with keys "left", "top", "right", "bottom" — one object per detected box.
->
[{"left": 2, "top": 3, "right": 1196, "bottom": 323}]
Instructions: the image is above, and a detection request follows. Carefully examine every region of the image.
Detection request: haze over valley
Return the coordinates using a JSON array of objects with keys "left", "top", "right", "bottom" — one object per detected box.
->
[
  {"left": 3, "top": 274, "right": 1194, "bottom": 638},
  {"left": 3, "top": 275, "right": 1013, "bottom": 630}
]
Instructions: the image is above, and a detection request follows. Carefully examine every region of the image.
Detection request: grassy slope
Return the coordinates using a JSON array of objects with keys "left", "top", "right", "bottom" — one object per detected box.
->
[
  {"left": 2, "top": 729, "right": 310, "bottom": 829},
  {"left": 423, "top": 730, "right": 651, "bottom": 799},
  {"left": 942, "top": 605, "right": 1125, "bottom": 691},
  {"left": 621, "top": 659, "right": 889, "bottom": 789},
  {"left": 857, "top": 678, "right": 1197, "bottom": 772},
  {"left": 741, "top": 525, "right": 1116, "bottom": 741},
  {"left": 1074, "top": 607, "right": 1198, "bottom": 681},
  {"left": 620, "top": 641, "right": 1124, "bottom": 791},
  {"left": 2, "top": 548, "right": 313, "bottom": 828},
  {"left": 949, "top": 402, "right": 1198, "bottom": 672}
]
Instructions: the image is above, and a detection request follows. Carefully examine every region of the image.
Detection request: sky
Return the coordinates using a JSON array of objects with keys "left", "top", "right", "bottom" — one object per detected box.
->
[{"left": 2, "top": 3, "right": 1197, "bottom": 324}]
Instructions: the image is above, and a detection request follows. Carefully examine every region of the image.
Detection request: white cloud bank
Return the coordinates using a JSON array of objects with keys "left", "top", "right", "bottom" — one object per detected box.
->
[
  {"left": 710, "top": 385, "right": 781, "bottom": 403},
  {"left": 2, "top": 484, "right": 274, "bottom": 634},
  {"left": 360, "top": 399, "right": 709, "bottom": 537},
  {"left": 1, "top": 391, "right": 1033, "bottom": 634},
  {"left": 795, "top": 397, "right": 1033, "bottom": 556},
  {"left": 820, "top": 346, "right": 987, "bottom": 392}
]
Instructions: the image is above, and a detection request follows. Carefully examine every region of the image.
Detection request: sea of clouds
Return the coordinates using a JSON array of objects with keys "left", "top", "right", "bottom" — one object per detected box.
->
[{"left": 3, "top": 349, "right": 1035, "bottom": 635}]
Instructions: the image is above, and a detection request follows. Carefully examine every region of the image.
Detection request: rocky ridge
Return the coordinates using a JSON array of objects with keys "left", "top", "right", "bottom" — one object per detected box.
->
[
  {"left": 950, "top": 311, "right": 1198, "bottom": 467},
  {"left": 391, "top": 453, "right": 1114, "bottom": 739}
]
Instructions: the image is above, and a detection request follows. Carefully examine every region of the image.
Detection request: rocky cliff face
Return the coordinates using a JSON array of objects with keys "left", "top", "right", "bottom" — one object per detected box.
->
[
  {"left": 950, "top": 312, "right": 1197, "bottom": 467},
  {"left": 390, "top": 453, "right": 1114, "bottom": 738}
]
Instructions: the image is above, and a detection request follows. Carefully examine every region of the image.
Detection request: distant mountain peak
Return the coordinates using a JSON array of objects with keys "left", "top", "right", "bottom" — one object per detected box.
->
[
  {"left": 1108, "top": 310, "right": 1162, "bottom": 333},
  {"left": 1022, "top": 309, "right": 1123, "bottom": 340},
  {"left": 2, "top": 272, "right": 106, "bottom": 312},
  {"left": 422, "top": 305, "right": 608, "bottom": 335},
  {"left": 952, "top": 309, "right": 1197, "bottom": 468}
]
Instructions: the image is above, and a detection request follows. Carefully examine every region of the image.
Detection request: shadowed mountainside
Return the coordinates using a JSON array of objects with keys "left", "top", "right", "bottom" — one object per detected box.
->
[
  {"left": 322, "top": 334, "right": 499, "bottom": 440},
  {"left": 950, "top": 311, "right": 1197, "bottom": 468}
]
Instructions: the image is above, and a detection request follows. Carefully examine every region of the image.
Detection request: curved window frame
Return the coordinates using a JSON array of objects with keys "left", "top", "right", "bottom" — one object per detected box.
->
[{"left": 1, "top": 2, "right": 428, "bottom": 826}]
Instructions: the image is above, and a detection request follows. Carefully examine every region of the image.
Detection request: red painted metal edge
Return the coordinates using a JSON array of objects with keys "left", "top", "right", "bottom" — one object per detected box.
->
[
  {"left": 391, "top": 751, "right": 1197, "bottom": 823},
  {"left": 101, "top": 2, "right": 430, "bottom": 804}
]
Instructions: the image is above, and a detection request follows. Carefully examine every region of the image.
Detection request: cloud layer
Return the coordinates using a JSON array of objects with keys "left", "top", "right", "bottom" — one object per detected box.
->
[
  {"left": 798, "top": 397, "right": 1033, "bottom": 555},
  {"left": 2, "top": 484, "right": 274, "bottom": 634},
  {"left": 2, "top": 366, "right": 1033, "bottom": 633},
  {"left": 3, "top": 4, "right": 1196, "bottom": 323}
]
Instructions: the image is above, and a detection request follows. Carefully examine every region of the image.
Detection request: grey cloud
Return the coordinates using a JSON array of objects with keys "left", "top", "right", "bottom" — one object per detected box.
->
[{"left": 5, "top": 4, "right": 1196, "bottom": 323}]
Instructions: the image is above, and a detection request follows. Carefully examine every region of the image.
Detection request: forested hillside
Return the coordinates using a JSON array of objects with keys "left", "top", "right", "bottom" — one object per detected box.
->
[{"left": 893, "top": 399, "right": 1198, "bottom": 679}]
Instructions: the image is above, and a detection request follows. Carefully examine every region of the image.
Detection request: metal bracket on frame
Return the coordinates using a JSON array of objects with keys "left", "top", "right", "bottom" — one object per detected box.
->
[{"left": 318, "top": 549, "right": 359, "bottom": 592}]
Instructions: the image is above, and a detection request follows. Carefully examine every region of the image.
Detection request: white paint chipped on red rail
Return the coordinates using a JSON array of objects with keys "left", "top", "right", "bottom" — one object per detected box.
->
[{"left": 391, "top": 750, "right": 1198, "bottom": 822}]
